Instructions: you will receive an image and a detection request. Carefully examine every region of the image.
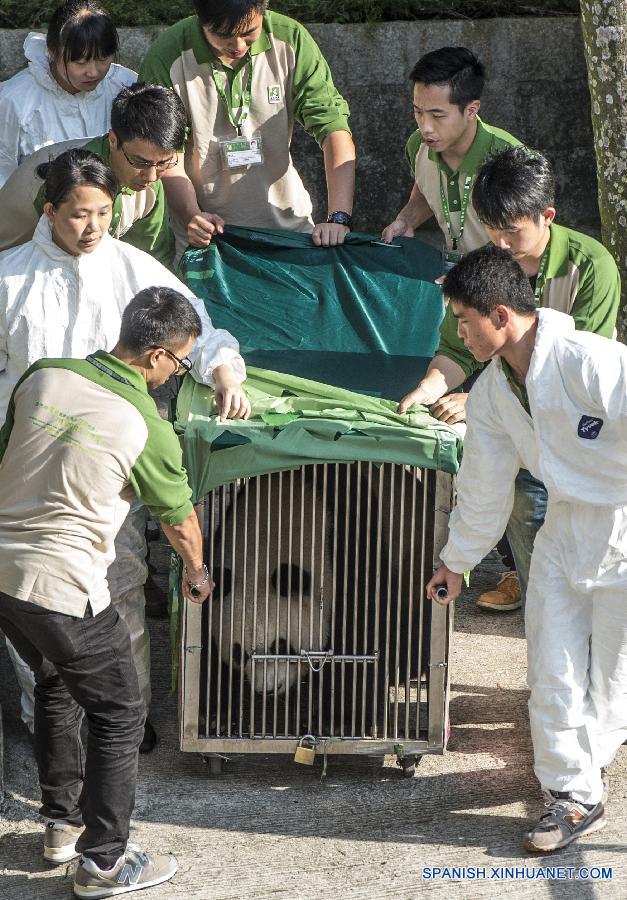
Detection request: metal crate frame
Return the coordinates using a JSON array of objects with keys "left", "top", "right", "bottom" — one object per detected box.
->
[{"left": 179, "top": 462, "right": 453, "bottom": 758}]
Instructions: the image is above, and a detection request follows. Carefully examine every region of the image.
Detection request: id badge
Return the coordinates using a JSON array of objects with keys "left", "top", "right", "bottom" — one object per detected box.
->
[
  {"left": 442, "top": 248, "right": 464, "bottom": 274},
  {"left": 220, "top": 134, "right": 263, "bottom": 170}
]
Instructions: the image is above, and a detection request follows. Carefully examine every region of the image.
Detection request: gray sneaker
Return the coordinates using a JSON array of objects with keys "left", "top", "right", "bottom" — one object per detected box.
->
[
  {"left": 73, "top": 843, "right": 177, "bottom": 898},
  {"left": 43, "top": 820, "right": 83, "bottom": 864},
  {"left": 523, "top": 791, "right": 606, "bottom": 852}
]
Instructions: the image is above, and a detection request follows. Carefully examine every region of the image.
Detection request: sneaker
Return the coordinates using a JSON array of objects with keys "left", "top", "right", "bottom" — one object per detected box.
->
[
  {"left": 476, "top": 572, "right": 521, "bottom": 611},
  {"left": 74, "top": 844, "right": 177, "bottom": 898},
  {"left": 44, "top": 820, "right": 83, "bottom": 864},
  {"left": 523, "top": 791, "right": 606, "bottom": 852}
]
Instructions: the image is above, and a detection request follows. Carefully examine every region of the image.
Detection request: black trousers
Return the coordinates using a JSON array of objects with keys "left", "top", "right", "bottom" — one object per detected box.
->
[{"left": 0, "top": 593, "right": 145, "bottom": 867}]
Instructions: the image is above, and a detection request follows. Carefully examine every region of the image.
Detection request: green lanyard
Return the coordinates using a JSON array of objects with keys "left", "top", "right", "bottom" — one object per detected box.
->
[
  {"left": 438, "top": 169, "right": 473, "bottom": 251},
  {"left": 533, "top": 243, "right": 551, "bottom": 303},
  {"left": 211, "top": 56, "right": 254, "bottom": 136}
]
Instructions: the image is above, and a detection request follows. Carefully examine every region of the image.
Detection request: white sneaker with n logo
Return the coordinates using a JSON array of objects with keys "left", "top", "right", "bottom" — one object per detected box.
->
[{"left": 73, "top": 844, "right": 178, "bottom": 898}]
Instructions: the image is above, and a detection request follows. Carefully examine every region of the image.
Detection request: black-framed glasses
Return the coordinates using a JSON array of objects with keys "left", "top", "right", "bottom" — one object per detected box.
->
[
  {"left": 149, "top": 346, "right": 192, "bottom": 374},
  {"left": 119, "top": 145, "right": 178, "bottom": 172}
]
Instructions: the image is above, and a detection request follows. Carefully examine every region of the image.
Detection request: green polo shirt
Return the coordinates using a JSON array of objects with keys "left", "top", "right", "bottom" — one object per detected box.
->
[
  {"left": 0, "top": 352, "right": 192, "bottom": 616},
  {"left": 32, "top": 135, "right": 175, "bottom": 268},
  {"left": 438, "top": 223, "right": 621, "bottom": 377},
  {"left": 500, "top": 358, "right": 531, "bottom": 416},
  {"left": 139, "top": 12, "right": 351, "bottom": 238},
  {"left": 405, "top": 118, "right": 521, "bottom": 253}
]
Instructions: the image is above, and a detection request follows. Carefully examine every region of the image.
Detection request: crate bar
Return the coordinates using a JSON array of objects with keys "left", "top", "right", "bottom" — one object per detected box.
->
[
  {"left": 340, "top": 465, "right": 350, "bottom": 737},
  {"left": 360, "top": 463, "right": 373, "bottom": 737},
  {"left": 415, "top": 468, "right": 430, "bottom": 740},
  {"left": 272, "top": 472, "right": 283, "bottom": 738},
  {"left": 329, "top": 465, "right": 340, "bottom": 738},
  {"left": 351, "top": 461, "right": 362, "bottom": 737},
  {"left": 202, "top": 494, "right": 215, "bottom": 736},
  {"left": 371, "top": 463, "right": 384, "bottom": 738},
  {"left": 392, "top": 466, "right": 406, "bottom": 739},
  {"left": 307, "top": 465, "right": 317, "bottom": 734},
  {"left": 237, "top": 480, "right": 249, "bottom": 737},
  {"left": 428, "top": 469, "right": 453, "bottom": 748},
  {"left": 284, "top": 469, "right": 295, "bottom": 737},
  {"left": 317, "top": 464, "right": 329, "bottom": 736},
  {"left": 249, "top": 476, "right": 261, "bottom": 737},
  {"left": 382, "top": 464, "right": 395, "bottom": 740},
  {"left": 404, "top": 468, "right": 419, "bottom": 738}
]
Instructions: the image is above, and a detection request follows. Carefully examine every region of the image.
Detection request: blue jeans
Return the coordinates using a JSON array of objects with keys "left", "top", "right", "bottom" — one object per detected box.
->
[{"left": 505, "top": 469, "right": 548, "bottom": 609}]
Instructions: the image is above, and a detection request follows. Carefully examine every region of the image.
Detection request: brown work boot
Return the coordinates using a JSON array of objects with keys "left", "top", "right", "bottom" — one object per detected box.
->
[{"left": 476, "top": 571, "right": 521, "bottom": 611}]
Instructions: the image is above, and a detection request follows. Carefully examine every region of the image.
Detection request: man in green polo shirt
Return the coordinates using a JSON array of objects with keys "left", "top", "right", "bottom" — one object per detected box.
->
[
  {"left": 0, "top": 287, "right": 212, "bottom": 895},
  {"left": 139, "top": 0, "right": 356, "bottom": 254},
  {"left": 382, "top": 46, "right": 520, "bottom": 259},
  {"left": 402, "top": 146, "right": 620, "bottom": 611},
  {"left": 0, "top": 83, "right": 184, "bottom": 268}
]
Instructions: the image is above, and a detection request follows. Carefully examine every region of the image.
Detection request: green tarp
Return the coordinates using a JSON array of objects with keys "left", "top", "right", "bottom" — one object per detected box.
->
[
  {"left": 179, "top": 225, "right": 445, "bottom": 400},
  {"left": 175, "top": 367, "right": 462, "bottom": 499}
]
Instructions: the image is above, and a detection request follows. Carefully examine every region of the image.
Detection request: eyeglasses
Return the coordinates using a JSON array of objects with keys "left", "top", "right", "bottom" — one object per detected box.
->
[
  {"left": 119, "top": 145, "right": 178, "bottom": 172},
  {"left": 149, "top": 346, "right": 192, "bottom": 374}
]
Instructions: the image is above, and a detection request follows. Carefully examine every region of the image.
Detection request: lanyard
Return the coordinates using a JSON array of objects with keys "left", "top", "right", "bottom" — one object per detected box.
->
[
  {"left": 87, "top": 355, "right": 132, "bottom": 386},
  {"left": 438, "top": 169, "right": 473, "bottom": 251},
  {"left": 212, "top": 56, "right": 254, "bottom": 136},
  {"left": 533, "top": 243, "right": 551, "bottom": 303}
]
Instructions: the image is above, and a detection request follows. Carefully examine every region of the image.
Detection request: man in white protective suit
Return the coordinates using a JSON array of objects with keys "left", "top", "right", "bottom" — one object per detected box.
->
[{"left": 426, "top": 245, "right": 627, "bottom": 853}]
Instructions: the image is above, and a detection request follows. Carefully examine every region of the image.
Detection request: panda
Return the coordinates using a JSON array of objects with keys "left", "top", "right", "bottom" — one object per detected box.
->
[
  {"left": 204, "top": 462, "right": 430, "bottom": 740},
  {"left": 207, "top": 466, "right": 334, "bottom": 734}
]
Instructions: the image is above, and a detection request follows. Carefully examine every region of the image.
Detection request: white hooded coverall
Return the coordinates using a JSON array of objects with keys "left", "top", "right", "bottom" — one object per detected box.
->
[
  {"left": 441, "top": 308, "right": 627, "bottom": 806},
  {"left": 0, "top": 216, "right": 246, "bottom": 723},
  {"left": 0, "top": 33, "right": 137, "bottom": 189}
]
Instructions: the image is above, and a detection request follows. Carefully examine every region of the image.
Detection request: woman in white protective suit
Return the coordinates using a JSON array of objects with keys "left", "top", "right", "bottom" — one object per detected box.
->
[
  {"left": 0, "top": 0, "right": 136, "bottom": 188},
  {"left": 0, "top": 147, "right": 250, "bottom": 751},
  {"left": 427, "top": 246, "right": 627, "bottom": 854}
]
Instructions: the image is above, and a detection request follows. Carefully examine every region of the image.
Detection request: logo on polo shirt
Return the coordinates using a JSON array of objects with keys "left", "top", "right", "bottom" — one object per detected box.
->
[
  {"left": 577, "top": 415, "right": 604, "bottom": 440},
  {"left": 268, "top": 85, "right": 281, "bottom": 103}
]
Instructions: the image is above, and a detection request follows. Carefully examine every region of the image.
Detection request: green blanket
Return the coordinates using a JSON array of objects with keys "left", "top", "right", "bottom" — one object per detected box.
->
[
  {"left": 175, "top": 367, "right": 462, "bottom": 500},
  {"left": 180, "top": 225, "right": 445, "bottom": 400}
]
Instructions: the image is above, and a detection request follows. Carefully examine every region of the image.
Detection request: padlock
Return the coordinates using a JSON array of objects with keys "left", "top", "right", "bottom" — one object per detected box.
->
[{"left": 294, "top": 734, "right": 316, "bottom": 765}]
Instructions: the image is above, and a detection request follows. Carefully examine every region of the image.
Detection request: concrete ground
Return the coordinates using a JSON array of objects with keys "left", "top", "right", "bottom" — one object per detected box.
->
[{"left": 1, "top": 548, "right": 625, "bottom": 899}]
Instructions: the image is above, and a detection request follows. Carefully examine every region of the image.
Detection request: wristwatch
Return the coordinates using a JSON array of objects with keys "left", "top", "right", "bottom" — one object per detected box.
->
[{"left": 326, "top": 210, "right": 353, "bottom": 228}]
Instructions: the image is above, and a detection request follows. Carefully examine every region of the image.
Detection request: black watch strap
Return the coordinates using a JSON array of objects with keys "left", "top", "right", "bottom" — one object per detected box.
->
[{"left": 326, "top": 210, "right": 353, "bottom": 228}]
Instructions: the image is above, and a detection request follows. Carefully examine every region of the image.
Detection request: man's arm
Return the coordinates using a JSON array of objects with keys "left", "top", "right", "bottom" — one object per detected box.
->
[
  {"left": 160, "top": 156, "right": 225, "bottom": 249},
  {"left": 398, "top": 355, "right": 466, "bottom": 413},
  {"left": 161, "top": 512, "right": 214, "bottom": 603},
  {"left": 439, "top": 387, "right": 522, "bottom": 576},
  {"left": 381, "top": 183, "right": 434, "bottom": 243},
  {"left": 311, "top": 130, "right": 356, "bottom": 248}
]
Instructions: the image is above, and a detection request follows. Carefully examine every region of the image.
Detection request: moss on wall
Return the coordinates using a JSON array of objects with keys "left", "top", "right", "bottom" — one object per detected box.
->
[{"left": 0, "top": 1, "right": 580, "bottom": 30}]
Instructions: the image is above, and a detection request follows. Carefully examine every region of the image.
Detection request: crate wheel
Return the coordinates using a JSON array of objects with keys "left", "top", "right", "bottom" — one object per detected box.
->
[
  {"left": 398, "top": 755, "right": 421, "bottom": 778},
  {"left": 201, "top": 754, "right": 224, "bottom": 775}
]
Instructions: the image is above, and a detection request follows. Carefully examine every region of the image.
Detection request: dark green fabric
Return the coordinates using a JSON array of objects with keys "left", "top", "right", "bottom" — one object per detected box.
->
[
  {"left": 179, "top": 225, "right": 444, "bottom": 398},
  {"left": 175, "top": 366, "right": 462, "bottom": 500}
]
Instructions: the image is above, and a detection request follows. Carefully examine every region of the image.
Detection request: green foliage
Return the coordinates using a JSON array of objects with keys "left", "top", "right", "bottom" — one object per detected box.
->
[{"left": 0, "top": 0, "right": 580, "bottom": 29}]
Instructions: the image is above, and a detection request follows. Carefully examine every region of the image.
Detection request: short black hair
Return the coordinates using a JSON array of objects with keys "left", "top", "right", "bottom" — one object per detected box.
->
[
  {"left": 110, "top": 83, "right": 187, "bottom": 152},
  {"left": 409, "top": 47, "right": 485, "bottom": 112},
  {"left": 443, "top": 245, "right": 537, "bottom": 316},
  {"left": 36, "top": 147, "right": 118, "bottom": 207},
  {"left": 47, "top": 0, "right": 119, "bottom": 67},
  {"left": 119, "top": 287, "right": 203, "bottom": 354},
  {"left": 194, "top": 0, "right": 268, "bottom": 34},
  {"left": 472, "top": 147, "right": 556, "bottom": 230}
]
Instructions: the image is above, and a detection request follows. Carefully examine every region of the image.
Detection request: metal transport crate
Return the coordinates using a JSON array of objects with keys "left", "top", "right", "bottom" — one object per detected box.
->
[{"left": 179, "top": 460, "right": 453, "bottom": 775}]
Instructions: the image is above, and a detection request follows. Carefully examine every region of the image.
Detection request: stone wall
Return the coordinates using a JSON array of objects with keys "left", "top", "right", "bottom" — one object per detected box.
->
[{"left": 0, "top": 17, "right": 598, "bottom": 236}]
